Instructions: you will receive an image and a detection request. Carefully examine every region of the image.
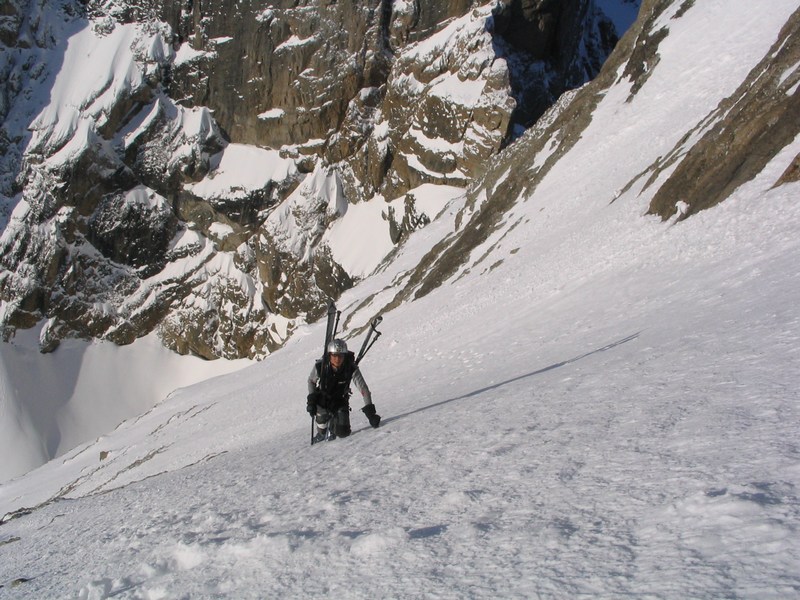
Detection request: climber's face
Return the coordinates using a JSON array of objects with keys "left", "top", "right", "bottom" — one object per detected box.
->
[{"left": 330, "top": 353, "right": 344, "bottom": 371}]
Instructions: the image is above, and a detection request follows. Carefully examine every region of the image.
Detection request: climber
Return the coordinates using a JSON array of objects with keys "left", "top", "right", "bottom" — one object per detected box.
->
[{"left": 306, "top": 338, "right": 381, "bottom": 442}]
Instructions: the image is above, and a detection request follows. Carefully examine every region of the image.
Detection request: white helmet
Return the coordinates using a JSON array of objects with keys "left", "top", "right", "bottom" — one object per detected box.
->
[{"left": 327, "top": 339, "right": 348, "bottom": 354}]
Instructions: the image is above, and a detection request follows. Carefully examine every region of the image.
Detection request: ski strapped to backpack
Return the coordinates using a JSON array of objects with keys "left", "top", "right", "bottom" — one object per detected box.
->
[
  {"left": 320, "top": 301, "right": 340, "bottom": 390},
  {"left": 312, "top": 301, "right": 339, "bottom": 445},
  {"left": 311, "top": 301, "right": 383, "bottom": 445}
]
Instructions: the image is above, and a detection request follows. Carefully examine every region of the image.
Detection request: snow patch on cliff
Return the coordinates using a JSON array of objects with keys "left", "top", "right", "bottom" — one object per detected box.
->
[{"left": 185, "top": 144, "right": 298, "bottom": 202}]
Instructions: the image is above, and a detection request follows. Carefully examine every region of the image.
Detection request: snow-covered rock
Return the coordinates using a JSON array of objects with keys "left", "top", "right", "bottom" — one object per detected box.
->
[{"left": 0, "top": 0, "right": 631, "bottom": 360}]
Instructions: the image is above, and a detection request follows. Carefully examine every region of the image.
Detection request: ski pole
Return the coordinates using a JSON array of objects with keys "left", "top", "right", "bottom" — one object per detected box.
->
[{"left": 356, "top": 316, "right": 383, "bottom": 365}]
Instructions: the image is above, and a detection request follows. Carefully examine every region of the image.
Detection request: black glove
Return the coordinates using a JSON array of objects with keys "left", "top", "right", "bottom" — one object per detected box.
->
[
  {"left": 361, "top": 403, "right": 381, "bottom": 428},
  {"left": 306, "top": 393, "right": 317, "bottom": 416}
]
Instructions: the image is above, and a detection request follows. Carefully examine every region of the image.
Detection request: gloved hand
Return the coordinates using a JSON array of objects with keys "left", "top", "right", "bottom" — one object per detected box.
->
[
  {"left": 306, "top": 393, "right": 317, "bottom": 416},
  {"left": 361, "top": 403, "right": 381, "bottom": 428}
]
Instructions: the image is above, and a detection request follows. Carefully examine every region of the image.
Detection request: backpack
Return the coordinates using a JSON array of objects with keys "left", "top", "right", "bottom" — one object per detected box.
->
[{"left": 315, "top": 351, "right": 356, "bottom": 407}]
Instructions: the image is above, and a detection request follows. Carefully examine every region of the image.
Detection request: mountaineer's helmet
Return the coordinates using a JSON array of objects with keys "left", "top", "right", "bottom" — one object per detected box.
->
[{"left": 327, "top": 339, "right": 348, "bottom": 355}]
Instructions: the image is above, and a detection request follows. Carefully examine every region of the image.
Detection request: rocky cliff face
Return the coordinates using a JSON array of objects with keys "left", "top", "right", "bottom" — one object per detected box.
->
[{"left": 0, "top": 0, "right": 634, "bottom": 358}]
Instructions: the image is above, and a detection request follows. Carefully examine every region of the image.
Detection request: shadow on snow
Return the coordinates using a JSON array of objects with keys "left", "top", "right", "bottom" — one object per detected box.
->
[{"left": 382, "top": 331, "right": 641, "bottom": 426}]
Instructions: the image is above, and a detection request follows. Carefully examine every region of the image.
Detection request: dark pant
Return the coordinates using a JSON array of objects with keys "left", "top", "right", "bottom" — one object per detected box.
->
[{"left": 315, "top": 405, "right": 351, "bottom": 437}]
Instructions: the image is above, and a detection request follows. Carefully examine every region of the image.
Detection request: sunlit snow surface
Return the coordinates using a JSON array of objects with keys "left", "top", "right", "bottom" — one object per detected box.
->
[{"left": 1, "top": 1, "right": 800, "bottom": 598}]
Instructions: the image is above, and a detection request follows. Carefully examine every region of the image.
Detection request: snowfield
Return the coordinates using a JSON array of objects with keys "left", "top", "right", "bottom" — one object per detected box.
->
[{"left": 1, "top": 1, "right": 800, "bottom": 598}]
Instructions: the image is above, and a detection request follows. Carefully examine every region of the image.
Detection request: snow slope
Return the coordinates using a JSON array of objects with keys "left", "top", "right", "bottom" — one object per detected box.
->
[
  {"left": 1, "top": 1, "right": 799, "bottom": 598},
  {"left": 0, "top": 329, "right": 250, "bottom": 482}
]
